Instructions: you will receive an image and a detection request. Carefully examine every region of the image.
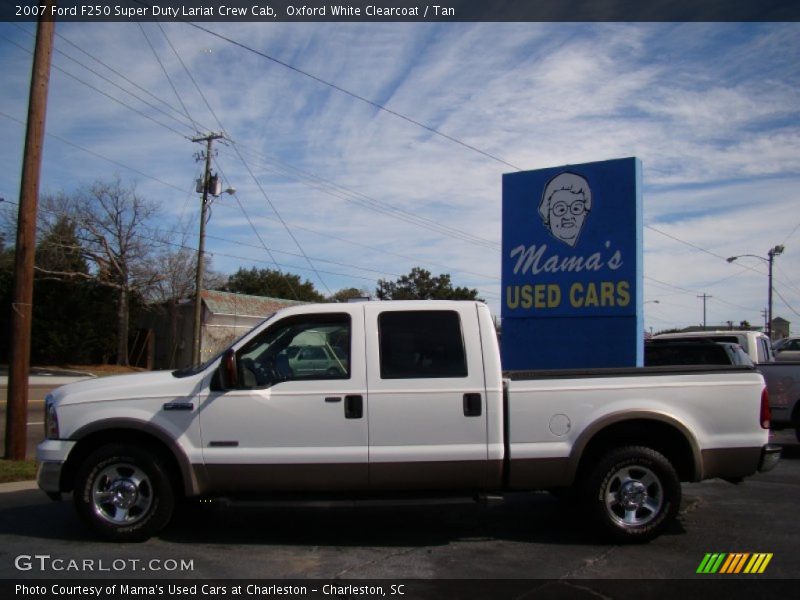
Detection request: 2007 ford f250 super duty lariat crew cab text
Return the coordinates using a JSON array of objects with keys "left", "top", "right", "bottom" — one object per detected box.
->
[{"left": 37, "top": 301, "right": 780, "bottom": 543}]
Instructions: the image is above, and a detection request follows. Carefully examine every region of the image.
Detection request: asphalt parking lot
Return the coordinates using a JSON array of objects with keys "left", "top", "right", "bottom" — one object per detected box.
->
[{"left": 1, "top": 432, "right": 798, "bottom": 595}]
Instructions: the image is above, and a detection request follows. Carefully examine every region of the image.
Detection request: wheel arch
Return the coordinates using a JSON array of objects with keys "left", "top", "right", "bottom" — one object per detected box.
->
[
  {"left": 570, "top": 412, "right": 701, "bottom": 483},
  {"left": 791, "top": 397, "right": 800, "bottom": 426},
  {"left": 62, "top": 419, "right": 200, "bottom": 497}
]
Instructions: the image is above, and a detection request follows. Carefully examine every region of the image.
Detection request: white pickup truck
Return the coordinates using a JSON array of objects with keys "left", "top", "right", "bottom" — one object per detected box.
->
[{"left": 37, "top": 301, "right": 779, "bottom": 543}]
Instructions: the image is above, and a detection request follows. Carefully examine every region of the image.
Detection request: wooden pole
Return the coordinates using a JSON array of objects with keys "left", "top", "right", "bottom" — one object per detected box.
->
[{"left": 5, "top": 4, "right": 56, "bottom": 460}]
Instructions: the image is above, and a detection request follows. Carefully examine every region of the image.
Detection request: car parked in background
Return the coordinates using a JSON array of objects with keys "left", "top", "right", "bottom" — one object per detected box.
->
[
  {"left": 652, "top": 330, "right": 773, "bottom": 363},
  {"left": 287, "top": 344, "right": 347, "bottom": 376},
  {"left": 774, "top": 337, "right": 800, "bottom": 362},
  {"left": 653, "top": 331, "right": 800, "bottom": 441},
  {"left": 645, "top": 339, "right": 753, "bottom": 367}
]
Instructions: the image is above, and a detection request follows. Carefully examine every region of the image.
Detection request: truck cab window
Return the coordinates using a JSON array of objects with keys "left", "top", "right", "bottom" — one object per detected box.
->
[
  {"left": 236, "top": 314, "right": 351, "bottom": 387},
  {"left": 378, "top": 310, "right": 468, "bottom": 379},
  {"left": 757, "top": 339, "right": 768, "bottom": 363}
]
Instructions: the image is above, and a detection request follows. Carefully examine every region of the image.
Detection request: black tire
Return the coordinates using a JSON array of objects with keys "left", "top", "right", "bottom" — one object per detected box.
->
[
  {"left": 583, "top": 446, "right": 681, "bottom": 544},
  {"left": 73, "top": 444, "right": 175, "bottom": 542}
]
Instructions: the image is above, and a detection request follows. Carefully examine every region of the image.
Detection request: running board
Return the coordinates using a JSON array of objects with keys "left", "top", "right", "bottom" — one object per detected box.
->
[{"left": 194, "top": 494, "right": 505, "bottom": 510}]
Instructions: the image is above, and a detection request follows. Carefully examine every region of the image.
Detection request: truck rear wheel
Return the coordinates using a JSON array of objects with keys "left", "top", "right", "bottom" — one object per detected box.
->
[
  {"left": 73, "top": 444, "right": 175, "bottom": 542},
  {"left": 584, "top": 446, "right": 681, "bottom": 543}
]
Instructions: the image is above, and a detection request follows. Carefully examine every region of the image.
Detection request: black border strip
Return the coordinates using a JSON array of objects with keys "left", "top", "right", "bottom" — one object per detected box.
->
[
  {"left": 4, "top": 0, "right": 800, "bottom": 23},
  {"left": 3, "top": 579, "right": 798, "bottom": 599}
]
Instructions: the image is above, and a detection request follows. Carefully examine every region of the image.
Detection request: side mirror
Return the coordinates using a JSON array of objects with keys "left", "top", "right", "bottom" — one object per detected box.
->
[{"left": 212, "top": 349, "right": 238, "bottom": 391}]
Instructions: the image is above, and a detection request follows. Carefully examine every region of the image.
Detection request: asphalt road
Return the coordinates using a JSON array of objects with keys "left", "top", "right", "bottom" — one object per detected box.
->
[{"left": 0, "top": 432, "right": 797, "bottom": 589}]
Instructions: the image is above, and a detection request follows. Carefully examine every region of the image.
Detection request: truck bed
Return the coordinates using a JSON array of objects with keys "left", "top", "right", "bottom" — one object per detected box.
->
[{"left": 505, "top": 364, "right": 756, "bottom": 380}]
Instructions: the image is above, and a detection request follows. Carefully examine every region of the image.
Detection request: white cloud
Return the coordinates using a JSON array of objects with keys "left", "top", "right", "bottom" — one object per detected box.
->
[{"left": 0, "top": 21, "right": 798, "bottom": 331}]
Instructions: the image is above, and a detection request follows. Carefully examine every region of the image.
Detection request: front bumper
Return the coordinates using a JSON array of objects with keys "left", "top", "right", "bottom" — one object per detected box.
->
[
  {"left": 758, "top": 444, "right": 782, "bottom": 473},
  {"left": 35, "top": 439, "right": 76, "bottom": 496}
]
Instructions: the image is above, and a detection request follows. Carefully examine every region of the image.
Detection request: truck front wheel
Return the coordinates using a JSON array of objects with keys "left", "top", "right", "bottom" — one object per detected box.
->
[
  {"left": 584, "top": 446, "right": 681, "bottom": 543},
  {"left": 73, "top": 444, "right": 175, "bottom": 542}
]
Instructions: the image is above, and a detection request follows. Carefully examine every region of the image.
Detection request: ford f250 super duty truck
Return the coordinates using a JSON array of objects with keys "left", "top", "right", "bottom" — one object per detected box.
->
[{"left": 37, "top": 301, "right": 780, "bottom": 543}]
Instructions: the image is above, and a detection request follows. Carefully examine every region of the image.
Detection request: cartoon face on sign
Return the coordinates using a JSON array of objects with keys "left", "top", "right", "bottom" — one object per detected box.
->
[{"left": 538, "top": 172, "right": 592, "bottom": 247}]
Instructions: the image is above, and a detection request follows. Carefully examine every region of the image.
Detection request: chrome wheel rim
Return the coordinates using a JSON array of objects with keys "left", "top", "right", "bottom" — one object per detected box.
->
[
  {"left": 604, "top": 465, "right": 663, "bottom": 528},
  {"left": 92, "top": 463, "right": 153, "bottom": 525}
]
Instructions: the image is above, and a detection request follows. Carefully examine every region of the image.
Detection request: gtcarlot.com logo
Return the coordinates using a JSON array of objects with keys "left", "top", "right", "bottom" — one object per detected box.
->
[{"left": 696, "top": 553, "right": 773, "bottom": 574}]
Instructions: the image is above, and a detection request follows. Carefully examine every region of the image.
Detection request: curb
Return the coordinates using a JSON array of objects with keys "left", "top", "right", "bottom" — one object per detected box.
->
[{"left": 0, "top": 480, "right": 37, "bottom": 493}]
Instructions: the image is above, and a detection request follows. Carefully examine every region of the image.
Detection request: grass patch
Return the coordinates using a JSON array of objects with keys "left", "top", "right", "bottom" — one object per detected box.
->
[{"left": 0, "top": 459, "right": 37, "bottom": 483}]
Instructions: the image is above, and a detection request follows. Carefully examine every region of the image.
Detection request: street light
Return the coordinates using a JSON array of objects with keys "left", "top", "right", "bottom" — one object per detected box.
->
[{"left": 726, "top": 245, "right": 785, "bottom": 340}]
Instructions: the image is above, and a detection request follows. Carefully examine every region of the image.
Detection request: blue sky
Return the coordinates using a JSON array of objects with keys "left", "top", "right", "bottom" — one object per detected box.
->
[{"left": 0, "top": 21, "right": 798, "bottom": 333}]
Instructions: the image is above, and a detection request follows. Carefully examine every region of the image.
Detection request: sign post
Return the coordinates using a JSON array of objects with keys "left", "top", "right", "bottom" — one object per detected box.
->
[{"left": 501, "top": 157, "right": 643, "bottom": 370}]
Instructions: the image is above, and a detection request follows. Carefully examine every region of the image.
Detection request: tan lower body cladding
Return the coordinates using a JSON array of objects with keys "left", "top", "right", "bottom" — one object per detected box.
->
[
  {"left": 199, "top": 460, "right": 500, "bottom": 494},
  {"left": 193, "top": 448, "right": 763, "bottom": 496}
]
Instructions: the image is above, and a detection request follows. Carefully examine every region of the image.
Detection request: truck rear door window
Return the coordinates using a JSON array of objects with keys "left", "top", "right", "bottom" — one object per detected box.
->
[{"left": 378, "top": 310, "right": 467, "bottom": 379}]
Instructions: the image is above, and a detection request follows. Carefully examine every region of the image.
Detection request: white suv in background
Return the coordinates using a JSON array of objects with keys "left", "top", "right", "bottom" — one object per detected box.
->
[{"left": 652, "top": 330, "right": 775, "bottom": 364}]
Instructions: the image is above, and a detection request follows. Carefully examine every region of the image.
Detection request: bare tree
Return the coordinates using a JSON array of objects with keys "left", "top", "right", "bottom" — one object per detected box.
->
[
  {"left": 38, "top": 177, "right": 163, "bottom": 365},
  {"left": 148, "top": 222, "right": 226, "bottom": 305},
  {"left": 147, "top": 224, "right": 225, "bottom": 369}
]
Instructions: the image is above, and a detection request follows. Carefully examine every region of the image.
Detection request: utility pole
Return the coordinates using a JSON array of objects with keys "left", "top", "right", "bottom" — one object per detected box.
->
[
  {"left": 727, "top": 245, "right": 783, "bottom": 341},
  {"left": 766, "top": 245, "right": 784, "bottom": 341},
  {"left": 191, "top": 132, "right": 224, "bottom": 366},
  {"left": 5, "top": 4, "right": 56, "bottom": 460},
  {"left": 697, "top": 294, "right": 712, "bottom": 331}
]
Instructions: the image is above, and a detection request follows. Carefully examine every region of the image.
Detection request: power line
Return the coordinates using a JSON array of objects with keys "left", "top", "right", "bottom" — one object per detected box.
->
[
  {"left": 2, "top": 198, "right": 397, "bottom": 286},
  {"left": 226, "top": 143, "right": 501, "bottom": 250},
  {"left": 1, "top": 32, "right": 193, "bottom": 139},
  {"left": 179, "top": 20, "right": 795, "bottom": 275},
  {"left": 644, "top": 274, "right": 756, "bottom": 313},
  {"left": 645, "top": 224, "right": 730, "bottom": 262},
  {"left": 774, "top": 287, "right": 800, "bottom": 318},
  {"left": 647, "top": 223, "right": 797, "bottom": 292},
  {"left": 1, "top": 97, "right": 784, "bottom": 313},
  {"left": 175, "top": 18, "right": 522, "bottom": 171},
  {"left": 148, "top": 22, "right": 500, "bottom": 253},
  {"left": 8, "top": 24, "right": 197, "bottom": 135},
  {"left": 0, "top": 110, "right": 497, "bottom": 290},
  {"left": 151, "top": 21, "right": 333, "bottom": 297},
  {"left": 774, "top": 263, "right": 800, "bottom": 297},
  {"left": 8, "top": 21, "right": 786, "bottom": 312},
  {"left": 205, "top": 195, "right": 499, "bottom": 281},
  {"left": 4, "top": 195, "right": 500, "bottom": 300},
  {"left": 781, "top": 220, "right": 800, "bottom": 245},
  {"left": 0, "top": 110, "right": 188, "bottom": 194},
  {"left": 10, "top": 25, "right": 502, "bottom": 253},
  {"left": 11, "top": 23, "right": 198, "bottom": 135},
  {"left": 136, "top": 21, "right": 200, "bottom": 135},
  {"left": 155, "top": 21, "right": 226, "bottom": 135},
  {"left": 50, "top": 26, "right": 192, "bottom": 126},
  {"left": 184, "top": 15, "right": 785, "bottom": 268},
  {"left": 218, "top": 149, "right": 334, "bottom": 296}
]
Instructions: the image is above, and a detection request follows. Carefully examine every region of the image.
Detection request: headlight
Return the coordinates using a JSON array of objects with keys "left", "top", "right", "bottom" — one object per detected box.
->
[{"left": 44, "top": 395, "right": 59, "bottom": 440}]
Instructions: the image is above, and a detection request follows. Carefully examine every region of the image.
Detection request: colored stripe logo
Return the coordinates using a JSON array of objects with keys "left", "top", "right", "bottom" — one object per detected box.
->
[{"left": 697, "top": 553, "right": 773, "bottom": 574}]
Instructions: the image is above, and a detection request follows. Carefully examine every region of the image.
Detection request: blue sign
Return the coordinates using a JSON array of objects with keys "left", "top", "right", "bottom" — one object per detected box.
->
[{"left": 501, "top": 157, "right": 643, "bottom": 370}]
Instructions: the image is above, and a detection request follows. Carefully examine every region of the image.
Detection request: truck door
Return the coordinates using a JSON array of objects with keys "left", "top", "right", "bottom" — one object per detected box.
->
[
  {"left": 199, "top": 307, "right": 368, "bottom": 492},
  {"left": 364, "top": 304, "right": 490, "bottom": 490}
]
